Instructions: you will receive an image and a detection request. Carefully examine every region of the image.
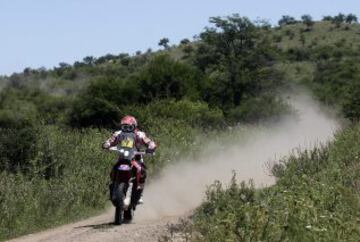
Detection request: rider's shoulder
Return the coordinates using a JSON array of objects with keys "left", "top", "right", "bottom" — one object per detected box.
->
[{"left": 135, "top": 130, "right": 146, "bottom": 139}]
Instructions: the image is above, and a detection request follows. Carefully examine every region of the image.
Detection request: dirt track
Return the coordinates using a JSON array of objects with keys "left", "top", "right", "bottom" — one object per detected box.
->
[
  {"left": 8, "top": 206, "right": 181, "bottom": 242},
  {"left": 7, "top": 93, "right": 340, "bottom": 242}
]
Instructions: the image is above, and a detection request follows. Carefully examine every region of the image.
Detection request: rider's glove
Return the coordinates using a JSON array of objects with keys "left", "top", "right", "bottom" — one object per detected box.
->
[{"left": 102, "top": 142, "right": 110, "bottom": 149}]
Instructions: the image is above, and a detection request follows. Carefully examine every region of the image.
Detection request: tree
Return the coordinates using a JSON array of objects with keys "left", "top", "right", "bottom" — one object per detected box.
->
[
  {"left": 83, "top": 56, "right": 95, "bottom": 65},
  {"left": 69, "top": 77, "right": 139, "bottom": 127},
  {"left": 55, "top": 62, "right": 71, "bottom": 76},
  {"left": 345, "top": 14, "right": 358, "bottom": 24},
  {"left": 180, "top": 38, "right": 190, "bottom": 45},
  {"left": 343, "top": 81, "right": 360, "bottom": 122},
  {"left": 301, "top": 15, "right": 314, "bottom": 31},
  {"left": 158, "top": 38, "right": 170, "bottom": 49},
  {"left": 322, "top": 15, "right": 333, "bottom": 21},
  {"left": 194, "top": 14, "right": 282, "bottom": 110},
  {"left": 278, "top": 15, "right": 297, "bottom": 26},
  {"left": 58, "top": 62, "right": 71, "bottom": 69},
  {"left": 74, "top": 61, "right": 85, "bottom": 68},
  {"left": 332, "top": 13, "right": 345, "bottom": 28},
  {"left": 136, "top": 54, "right": 202, "bottom": 103}
]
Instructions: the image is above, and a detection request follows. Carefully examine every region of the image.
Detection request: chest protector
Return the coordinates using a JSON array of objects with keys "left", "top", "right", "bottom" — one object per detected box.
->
[{"left": 118, "top": 132, "right": 137, "bottom": 152}]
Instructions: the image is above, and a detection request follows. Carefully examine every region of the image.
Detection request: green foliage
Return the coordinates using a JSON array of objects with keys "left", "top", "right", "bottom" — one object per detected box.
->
[
  {"left": 227, "top": 95, "right": 289, "bottom": 123},
  {"left": 0, "top": 127, "right": 112, "bottom": 240},
  {"left": 143, "top": 99, "right": 224, "bottom": 128},
  {"left": 343, "top": 81, "right": 360, "bottom": 121},
  {"left": 158, "top": 37, "right": 170, "bottom": 49},
  {"left": 69, "top": 76, "right": 138, "bottom": 127},
  {"left": 2, "top": 13, "right": 360, "bottom": 241},
  {"left": 278, "top": 15, "right": 297, "bottom": 26},
  {"left": 301, "top": 15, "right": 314, "bottom": 31},
  {"left": 311, "top": 59, "right": 360, "bottom": 106},
  {"left": 195, "top": 14, "right": 284, "bottom": 117},
  {"left": 136, "top": 54, "right": 203, "bottom": 103},
  {"left": 0, "top": 126, "right": 38, "bottom": 173},
  {"left": 188, "top": 123, "right": 360, "bottom": 241}
]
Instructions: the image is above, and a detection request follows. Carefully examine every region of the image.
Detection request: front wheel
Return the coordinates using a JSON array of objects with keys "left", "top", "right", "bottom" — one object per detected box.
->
[
  {"left": 114, "top": 206, "right": 123, "bottom": 225},
  {"left": 124, "top": 208, "right": 134, "bottom": 222},
  {"left": 113, "top": 183, "right": 126, "bottom": 225}
]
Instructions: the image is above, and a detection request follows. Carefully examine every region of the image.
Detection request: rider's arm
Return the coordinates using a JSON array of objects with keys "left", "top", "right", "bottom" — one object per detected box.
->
[
  {"left": 102, "top": 131, "right": 122, "bottom": 149},
  {"left": 137, "top": 131, "right": 157, "bottom": 152}
]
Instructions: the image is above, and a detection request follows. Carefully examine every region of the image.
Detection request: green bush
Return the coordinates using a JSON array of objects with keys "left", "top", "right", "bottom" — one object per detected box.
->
[
  {"left": 227, "top": 95, "right": 289, "bottom": 123},
  {"left": 342, "top": 81, "right": 360, "bottom": 122},
  {"left": 0, "top": 126, "right": 112, "bottom": 240},
  {"left": 187, "top": 123, "right": 360, "bottom": 241},
  {"left": 135, "top": 54, "right": 204, "bottom": 103},
  {"left": 144, "top": 99, "right": 224, "bottom": 128}
]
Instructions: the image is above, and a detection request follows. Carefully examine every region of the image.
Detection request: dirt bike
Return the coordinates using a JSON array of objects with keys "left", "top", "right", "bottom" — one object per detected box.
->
[{"left": 108, "top": 146, "right": 148, "bottom": 225}]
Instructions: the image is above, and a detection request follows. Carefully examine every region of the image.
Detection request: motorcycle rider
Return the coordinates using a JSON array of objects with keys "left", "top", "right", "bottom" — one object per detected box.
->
[{"left": 102, "top": 115, "right": 156, "bottom": 204}]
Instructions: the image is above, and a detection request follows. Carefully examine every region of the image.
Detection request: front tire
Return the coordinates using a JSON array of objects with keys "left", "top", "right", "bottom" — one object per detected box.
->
[
  {"left": 124, "top": 208, "right": 134, "bottom": 221},
  {"left": 113, "top": 183, "right": 126, "bottom": 225}
]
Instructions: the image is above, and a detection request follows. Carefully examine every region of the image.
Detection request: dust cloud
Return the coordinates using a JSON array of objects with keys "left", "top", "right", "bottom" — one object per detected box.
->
[{"left": 136, "top": 92, "right": 341, "bottom": 221}]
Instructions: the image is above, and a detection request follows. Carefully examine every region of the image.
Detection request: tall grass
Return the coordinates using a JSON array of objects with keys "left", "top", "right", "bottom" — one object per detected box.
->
[
  {"left": 0, "top": 118, "right": 204, "bottom": 240},
  {"left": 173, "top": 123, "right": 360, "bottom": 241},
  {"left": 0, "top": 127, "right": 112, "bottom": 240}
]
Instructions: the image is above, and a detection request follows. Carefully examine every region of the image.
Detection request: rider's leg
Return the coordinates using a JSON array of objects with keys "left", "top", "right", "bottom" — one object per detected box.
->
[
  {"left": 131, "top": 160, "right": 142, "bottom": 189},
  {"left": 138, "top": 163, "right": 147, "bottom": 204}
]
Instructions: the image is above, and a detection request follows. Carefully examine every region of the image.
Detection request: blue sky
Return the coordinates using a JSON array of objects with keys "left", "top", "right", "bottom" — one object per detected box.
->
[{"left": 1, "top": 0, "right": 359, "bottom": 75}]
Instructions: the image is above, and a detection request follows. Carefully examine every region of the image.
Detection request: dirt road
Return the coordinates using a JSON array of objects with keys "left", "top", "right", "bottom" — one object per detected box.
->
[
  {"left": 8, "top": 93, "right": 340, "bottom": 242},
  {"left": 8, "top": 206, "right": 182, "bottom": 242}
]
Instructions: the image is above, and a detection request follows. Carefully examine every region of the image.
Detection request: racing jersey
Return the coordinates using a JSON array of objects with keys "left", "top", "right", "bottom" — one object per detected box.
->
[{"left": 103, "top": 129, "right": 156, "bottom": 154}]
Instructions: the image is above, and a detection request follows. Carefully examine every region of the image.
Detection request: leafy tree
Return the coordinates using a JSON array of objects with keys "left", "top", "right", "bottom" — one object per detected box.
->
[
  {"left": 74, "top": 61, "right": 85, "bottom": 68},
  {"left": 69, "top": 77, "right": 139, "bottom": 127},
  {"left": 95, "top": 54, "right": 117, "bottom": 64},
  {"left": 55, "top": 62, "right": 71, "bottom": 76},
  {"left": 83, "top": 56, "right": 95, "bottom": 65},
  {"left": 194, "top": 14, "right": 282, "bottom": 111},
  {"left": 158, "top": 38, "right": 170, "bottom": 49},
  {"left": 23, "top": 67, "right": 32, "bottom": 76},
  {"left": 332, "top": 13, "right": 346, "bottom": 27},
  {"left": 322, "top": 15, "right": 333, "bottom": 21},
  {"left": 135, "top": 54, "right": 203, "bottom": 103},
  {"left": 0, "top": 89, "right": 39, "bottom": 173},
  {"left": 301, "top": 14, "right": 314, "bottom": 31},
  {"left": 278, "top": 15, "right": 297, "bottom": 26},
  {"left": 58, "top": 62, "right": 71, "bottom": 69},
  {"left": 345, "top": 14, "right": 358, "bottom": 24},
  {"left": 180, "top": 38, "right": 190, "bottom": 45},
  {"left": 343, "top": 81, "right": 360, "bottom": 122}
]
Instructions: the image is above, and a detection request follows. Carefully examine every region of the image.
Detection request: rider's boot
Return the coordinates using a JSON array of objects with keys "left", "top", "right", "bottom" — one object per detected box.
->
[
  {"left": 137, "top": 166, "right": 146, "bottom": 205},
  {"left": 138, "top": 193, "right": 144, "bottom": 204},
  {"left": 137, "top": 184, "right": 144, "bottom": 204}
]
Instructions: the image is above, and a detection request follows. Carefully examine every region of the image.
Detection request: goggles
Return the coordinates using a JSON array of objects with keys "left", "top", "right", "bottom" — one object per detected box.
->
[{"left": 121, "top": 124, "right": 135, "bottom": 132}]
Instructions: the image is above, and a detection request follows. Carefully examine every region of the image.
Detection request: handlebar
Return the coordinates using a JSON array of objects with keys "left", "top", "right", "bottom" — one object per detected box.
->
[{"left": 108, "top": 146, "right": 152, "bottom": 156}]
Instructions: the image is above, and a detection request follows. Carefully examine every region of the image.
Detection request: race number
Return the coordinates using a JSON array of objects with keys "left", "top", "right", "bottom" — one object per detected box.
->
[{"left": 120, "top": 137, "right": 134, "bottom": 148}]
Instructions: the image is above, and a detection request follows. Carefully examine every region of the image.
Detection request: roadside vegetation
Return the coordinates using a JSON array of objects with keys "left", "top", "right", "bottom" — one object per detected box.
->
[
  {"left": 171, "top": 122, "right": 360, "bottom": 241},
  {"left": 0, "top": 13, "right": 360, "bottom": 240}
]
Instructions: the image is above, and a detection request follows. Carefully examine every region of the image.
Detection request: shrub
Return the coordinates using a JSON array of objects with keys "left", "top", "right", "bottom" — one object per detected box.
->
[
  {"left": 187, "top": 123, "right": 360, "bottom": 241},
  {"left": 0, "top": 127, "right": 112, "bottom": 240}
]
